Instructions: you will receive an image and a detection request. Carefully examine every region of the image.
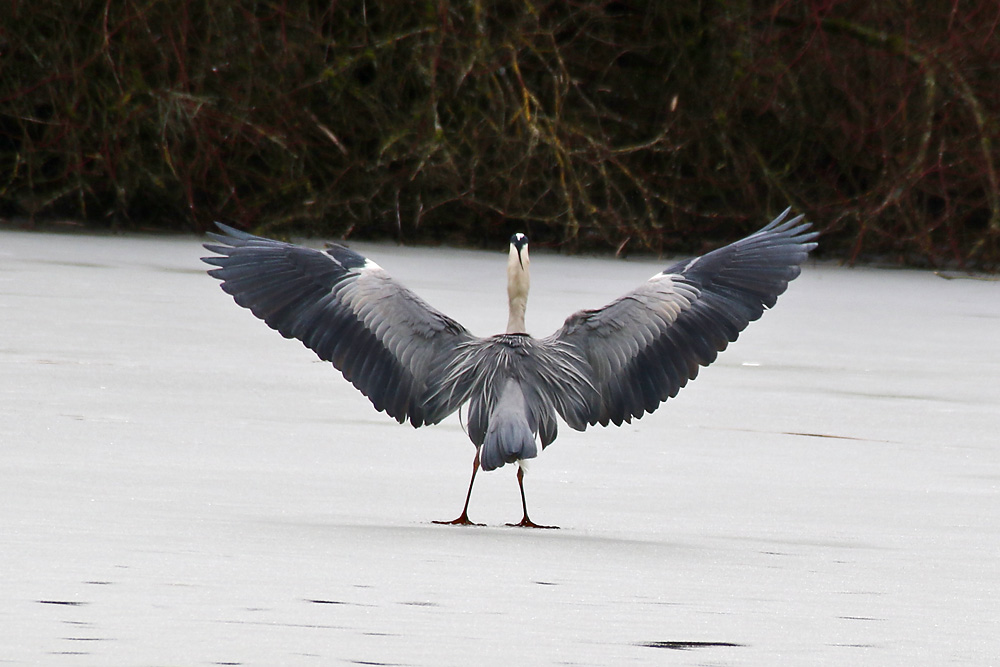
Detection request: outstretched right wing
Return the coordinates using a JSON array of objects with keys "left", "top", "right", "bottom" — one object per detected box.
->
[
  {"left": 548, "top": 209, "right": 818, "bottom": 428},
  {"left": 202, "top": 224, "right": 476, "bottom": 427}
]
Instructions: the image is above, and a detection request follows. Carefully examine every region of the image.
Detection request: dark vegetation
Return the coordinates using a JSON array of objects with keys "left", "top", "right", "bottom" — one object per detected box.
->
[{"left": 2, "top": 1, "right": 998, "bottom": 268}]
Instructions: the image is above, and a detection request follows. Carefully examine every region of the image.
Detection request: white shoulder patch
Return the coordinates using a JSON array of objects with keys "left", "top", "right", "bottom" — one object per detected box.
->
[{"left": 648, "top": 271, "right": 674, "bottom": 284}]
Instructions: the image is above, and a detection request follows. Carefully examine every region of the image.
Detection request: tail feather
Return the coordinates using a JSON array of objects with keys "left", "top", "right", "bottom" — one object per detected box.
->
[{"left": 478, "top": 380, "right": 538, "bottom": 471}]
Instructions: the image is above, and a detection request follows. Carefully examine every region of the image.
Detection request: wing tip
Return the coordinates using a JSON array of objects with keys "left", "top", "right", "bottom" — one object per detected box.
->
[{"left": 212, "top": 221, "right": 252, "bottom": 238}]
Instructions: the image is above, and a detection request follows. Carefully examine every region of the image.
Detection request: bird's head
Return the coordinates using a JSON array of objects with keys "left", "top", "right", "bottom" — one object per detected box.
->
[{"left": 509, "top": 233, "right": 529, "bottom": 270}]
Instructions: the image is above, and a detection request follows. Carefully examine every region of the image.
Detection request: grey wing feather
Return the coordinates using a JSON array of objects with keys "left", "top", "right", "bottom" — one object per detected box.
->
[
  {"left": 548, "top": 208, "right": 818, "bottom": 427},
  {"left": 202, "top": 223, "right": 475, "bottom": 426}
]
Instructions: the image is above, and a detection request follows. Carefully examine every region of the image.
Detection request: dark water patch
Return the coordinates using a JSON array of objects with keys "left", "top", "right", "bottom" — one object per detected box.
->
[
  {"left": 710, "top": 425, "right": 903, "bottom": 445},
  {"left": 534, "top": 580, "right": 558, "bottom": 586},
  {"left": 399, "top": 601, "right": 438, "bottom": 607},
  {"left": 782, "top": 431, "right": 871, "bottom": 441},
  {"left": 639, "top": 641, "right": 744, "bottom": 650},
  {"left": 160, "top": 266, "right": 214, "bottom": 275},
  {"left": 934, "top": 271, "right": 999, "bottom": 282},
  {"left": 219, "top": 619, "right": 342, "bottom": 630},
  {"left": 838, "top": 615, "right": 884, "bottom": 621},
  {"left": 84, "top": 580, "right": 113, "bottom": 585},
  {"left": 305, "top": 598, "right": 372, "bottom": 607},
  {"left": 31, "top": 259, "right": 112, "bottom": 270},
  {"left": 38, "top": 600, "right": 88, "bottom": 606},
  {"left": 825, "top": 388, "right": 969, "bottom": 406}
]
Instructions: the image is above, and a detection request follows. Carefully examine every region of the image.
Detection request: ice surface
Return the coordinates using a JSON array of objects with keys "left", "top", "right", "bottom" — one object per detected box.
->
[{"left": 1, "top": 228, "right": 998, "bottom": 665}]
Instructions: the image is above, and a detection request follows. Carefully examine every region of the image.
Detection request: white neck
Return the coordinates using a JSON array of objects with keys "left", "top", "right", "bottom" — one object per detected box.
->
[{"left": 506, "top": 243, "right": 530, "bottom": 333}]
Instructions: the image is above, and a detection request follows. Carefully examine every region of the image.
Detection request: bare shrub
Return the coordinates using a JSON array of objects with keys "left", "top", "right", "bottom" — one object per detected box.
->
[{"left": 1, "top": 1, "right": 997, "bottom": 268}]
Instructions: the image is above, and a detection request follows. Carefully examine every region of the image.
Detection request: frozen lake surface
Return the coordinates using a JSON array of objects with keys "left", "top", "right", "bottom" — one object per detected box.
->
[{"left": 1, "top": 228, "right": 998, "bottom": 665}]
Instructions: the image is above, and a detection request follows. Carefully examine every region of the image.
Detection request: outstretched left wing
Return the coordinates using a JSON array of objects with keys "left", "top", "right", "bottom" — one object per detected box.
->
[{"left": 202, "top": 224, "right": 476, "bottom": 427}]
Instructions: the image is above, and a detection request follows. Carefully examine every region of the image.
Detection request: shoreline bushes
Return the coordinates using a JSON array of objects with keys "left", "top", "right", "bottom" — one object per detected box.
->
[{"left": 2, "top": 2, "right": 998, "bottom": 268}]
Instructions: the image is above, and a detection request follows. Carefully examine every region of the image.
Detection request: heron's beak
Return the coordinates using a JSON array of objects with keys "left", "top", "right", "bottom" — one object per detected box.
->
[{"left": 517, "top": 246, "right": 525, "bottom": 270}]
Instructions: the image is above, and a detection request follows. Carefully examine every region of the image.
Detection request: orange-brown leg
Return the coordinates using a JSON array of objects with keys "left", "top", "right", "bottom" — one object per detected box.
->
[
  {"left": 506, "top": 466, "right": 558, "bottom": 529},
  {"left": 433, "top": 448, "right": 484, "bottom": 526}
]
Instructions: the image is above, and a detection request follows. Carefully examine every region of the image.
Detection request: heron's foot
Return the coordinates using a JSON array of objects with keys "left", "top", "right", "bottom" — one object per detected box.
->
[
  {"left": 433, "top": 514, "right": 484, "bottom": 527},
  {"left": 506, "top": 517, "right": 559, "bottom": 529}
]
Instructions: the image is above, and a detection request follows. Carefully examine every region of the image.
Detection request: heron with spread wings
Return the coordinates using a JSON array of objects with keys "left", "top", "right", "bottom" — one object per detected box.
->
[{"left": 203, "top": 209, "right": 817, "bottom": 528}]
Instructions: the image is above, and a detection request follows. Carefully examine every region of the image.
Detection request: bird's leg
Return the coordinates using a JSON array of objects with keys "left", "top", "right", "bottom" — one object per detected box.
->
[
  {"left": 433, "top": 448, "right": 484, "bottom": 526},
  {"left": 506, "top": 465, "right": 558, "bottom": 529}
]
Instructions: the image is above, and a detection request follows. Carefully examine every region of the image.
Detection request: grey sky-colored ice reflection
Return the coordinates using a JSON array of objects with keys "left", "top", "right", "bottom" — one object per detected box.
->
[{"left": 1, "top": 228, "right": 997, "bottom": 665}]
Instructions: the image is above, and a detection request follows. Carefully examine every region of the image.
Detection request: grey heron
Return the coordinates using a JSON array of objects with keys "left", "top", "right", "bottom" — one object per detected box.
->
[{"left": 202, "top": 209, "right": 817, "bottom": 528}]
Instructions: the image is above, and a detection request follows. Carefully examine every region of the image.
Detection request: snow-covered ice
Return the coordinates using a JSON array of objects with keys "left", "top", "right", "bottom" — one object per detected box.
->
[{"left": 1, "top": 228, "right": 997, "bottom": 665}]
